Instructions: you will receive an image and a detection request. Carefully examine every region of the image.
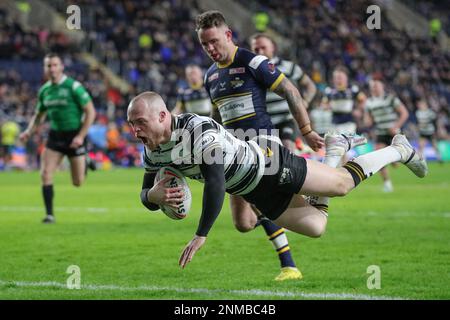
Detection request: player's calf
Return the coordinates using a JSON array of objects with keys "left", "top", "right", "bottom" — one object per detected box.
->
[
  {"left": 40, "top": 168, "right": 55, "bottom": 185},
  {"left": 275, "top": 212, "right": 327, "bottom": 238},
  {"left": 274, "top": 197, "right": 328, "bottom": 238},
  {"left": 71, "top": 171, "right": 85, "bottom": 187},
  {"left": 70, "top": 155, "right": 88, "bottom": 187},
  {"left": 72, "top": 180, "right": 83, "bottom": 187}
]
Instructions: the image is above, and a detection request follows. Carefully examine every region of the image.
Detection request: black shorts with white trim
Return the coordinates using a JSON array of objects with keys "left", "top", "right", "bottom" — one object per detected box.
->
[
  {"left": 243, "top": 138, "right": 307, "bottom": 220},
  {"left": 46, "top": 129, "right": 87, "bottom": 157}
]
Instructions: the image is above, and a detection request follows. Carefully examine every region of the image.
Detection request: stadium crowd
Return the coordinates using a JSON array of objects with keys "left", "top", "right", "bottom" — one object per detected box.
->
[
  {"left": 0, "top": 0, "right": 449, "bottom": 170},
  {"left": 0, "top": 5, "right": 141, "bottom": 169},
  {"left": 250, "top": 0, "right": 450, "bottom": 138}
]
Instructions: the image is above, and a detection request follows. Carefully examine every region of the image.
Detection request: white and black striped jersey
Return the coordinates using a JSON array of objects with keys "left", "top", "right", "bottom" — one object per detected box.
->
[
  {"left": 365, "top": 94, "right": 402, "bottom": 135},
  {"left": 310, "top": 108, "right": 333, "bottom": 135},
  {"left": 416, "top": 109, "right": 437, "bottom": 136},
  {"left": 265, "top": 56, "right": 304, "bottom": 125},
  {"left": 176, "top": 86, "right": 212, "bottom": 116},
  {"left": 143, "top": 113, "right": 265, "bottom": 195}
]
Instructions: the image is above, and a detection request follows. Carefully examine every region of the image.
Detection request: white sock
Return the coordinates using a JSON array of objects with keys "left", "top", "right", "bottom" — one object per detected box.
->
[
  {"left": 352, "top": 146, "right": 401, "bottom": 178},
  {"left": 309, "top": 149, "right": 344, "bottom": 212},
  {"left": 323, "top": 151, "right": 343, "bottom": 169}
]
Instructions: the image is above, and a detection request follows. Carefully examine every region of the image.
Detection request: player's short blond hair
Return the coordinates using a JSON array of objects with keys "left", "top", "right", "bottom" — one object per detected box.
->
[{"left": 249, "top": 33, "right": 278, "bottom": 52}]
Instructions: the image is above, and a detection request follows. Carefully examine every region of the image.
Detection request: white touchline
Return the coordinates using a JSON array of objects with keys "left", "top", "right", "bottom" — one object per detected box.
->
[
  {"left": 0, "top": 206, "right": 145, "bottom": 213},
  {"left": 0, "top": 280, "right": 406, "bottom": 300},
  {"left": 2, "top": 206, "right": 448, "bottom": 217}
]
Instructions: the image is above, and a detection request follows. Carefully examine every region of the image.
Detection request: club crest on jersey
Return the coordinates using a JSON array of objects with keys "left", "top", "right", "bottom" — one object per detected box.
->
[
  {"left": 208, "top": 73, "right": 219, "bottom": 82},
  {"left": 268, "top": 62, "right": 276, "bottom": 74},
  {"left": 230, "top": 78, "right": 244, "bottom": 89},
  {"left": 229, "top": 67, "right": 245, "bottom": 75}
]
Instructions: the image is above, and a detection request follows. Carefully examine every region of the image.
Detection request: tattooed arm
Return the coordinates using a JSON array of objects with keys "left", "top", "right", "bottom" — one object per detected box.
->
[
  {"left": 273, "top": 77, "right": 324, "bottom": 151},
  {"left": 299, "top": 73, "right": 317, "bottom": 107}
]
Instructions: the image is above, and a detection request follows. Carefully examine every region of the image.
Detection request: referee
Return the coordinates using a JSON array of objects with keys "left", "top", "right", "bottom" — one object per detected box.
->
[{"left": 19, "top": 53, "right": 96, "bottom": 223}]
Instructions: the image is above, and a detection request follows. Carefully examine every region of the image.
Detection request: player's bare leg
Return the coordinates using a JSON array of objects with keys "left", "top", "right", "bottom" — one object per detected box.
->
[
  {"left": 277, "top": 134, "right": 427, "bottom": 235},
  {"left": 376, "top": 142, "right": 393, "bottom": 192},
  {"left": 230, "top": 194, "right": 302, "bottom": 281},
  {"left": 273, "top": 194, "right": 327, "bottom": 237},
  {"left": 230, "top": 195, "right": 257, "bottom": 232},
  {"left": 274, "top": 136, "right": 365, "bottom": 235},
  {"left": 431, "top": 138, "right": 442, "bottom": 163},
  {"left": 69, "top": 155, "right": 86, "bottom": 187},
  {"left": 418, "top": 137, "right": 427, "bottom": 165},
  {"left": 302, "top": 160, "right": 355, "bottom": 197},
  {"left": 379, "top": 166, "right": 392, "bottom": 192},
  {"left": 306, "top": 132, "right": 366, "bottom": 212},
  {"left": 40, "top": 148, "right": 64, "bottom": 223}
]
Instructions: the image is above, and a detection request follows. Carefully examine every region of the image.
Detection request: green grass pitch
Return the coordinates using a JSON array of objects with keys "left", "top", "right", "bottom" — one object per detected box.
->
[{"left": 0, "top": 163, "right": 449, "bottom": 300}]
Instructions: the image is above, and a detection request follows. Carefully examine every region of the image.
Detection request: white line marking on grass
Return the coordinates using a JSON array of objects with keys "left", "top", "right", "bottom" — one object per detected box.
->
[
  {"left": 0, "top": 206, "right": 144, "bottom": 214},
  {"left": 0, "top": 280, "right": 406, "bottom": 300},
  {"left": 362, "top": 210, "right": 450, "bottom": 218}
]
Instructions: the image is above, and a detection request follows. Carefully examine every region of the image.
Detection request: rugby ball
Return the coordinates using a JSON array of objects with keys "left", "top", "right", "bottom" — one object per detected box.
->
[{"left": 154, "top": 167, "right": 191, "bottom": 220}]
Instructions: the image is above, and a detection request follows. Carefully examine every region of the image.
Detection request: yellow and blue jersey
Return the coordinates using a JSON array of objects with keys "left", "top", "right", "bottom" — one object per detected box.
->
[
  {"left": 323, "top": 85, "right": 361, "bottom": 124},
  {"left": 204, "top": 47, "right": 285, "bottom": 132}
]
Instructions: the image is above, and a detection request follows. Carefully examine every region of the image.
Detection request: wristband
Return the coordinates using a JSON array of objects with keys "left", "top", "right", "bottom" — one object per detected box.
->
[
  {"left": 300, "top": 123, "right": 312, "bottom": 135},
  {"left": 140, "top": 188, "right": 159, "bottom": 211}
]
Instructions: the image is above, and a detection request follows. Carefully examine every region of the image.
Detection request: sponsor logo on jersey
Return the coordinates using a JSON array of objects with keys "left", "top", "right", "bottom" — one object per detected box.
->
[
  {"left": 201, "top": 134, "right": 216, "bottom": 147},
  {"left": 229, "top": 67, "right": 245, "bottom": 75},
  {"left": 219, "top": 81, "right": 227, "bottom": 92},
  {"left": 43, "top": 99, "right": 68, "bottom": 107},
  {"left": 59, "top": 88, "right": 69, "bottom": 97},
  {"left": 221, "top": 102, "right": 245, "bottom": 112},
  {"left": 248, "top": 55, "right": 267, "bottom": 70},
  {"left": 208, "top": 73, "right": 219, "bottom": 82}
]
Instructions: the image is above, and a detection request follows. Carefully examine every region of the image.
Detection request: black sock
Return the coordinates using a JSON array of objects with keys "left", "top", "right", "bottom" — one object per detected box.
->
[
  {"left": 42, "top": 185, "right": 54, "bottom": 216},
  {"left": 86, "top": 156, "right": 96, "bottom": 173},
  {"left": 343, "top": 161, "right": 366, "bottom": 187}
]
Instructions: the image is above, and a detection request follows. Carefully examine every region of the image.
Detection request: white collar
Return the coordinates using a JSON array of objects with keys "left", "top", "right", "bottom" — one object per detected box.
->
[
  {"left": 270, "top": 56, "right": 280, "bottom": 64},
  {"left": 56, "top": 74, "right": 67, "bottom": 85}
]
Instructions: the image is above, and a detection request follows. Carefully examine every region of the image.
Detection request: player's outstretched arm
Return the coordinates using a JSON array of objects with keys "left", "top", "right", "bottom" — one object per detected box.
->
[
  {"left": 273, "top": 77, "right": 324, "bottom": 151},
  {"left": 141, "top": 172, "right": 185, "bottom": 211},
  {"left": 390, "top": 101, "right": 409, "bottom": 136},
  {"left": 140, "top": 172, "right": 159, "bottom": 211},
  {"left": 179, "top": 149, "right": 226, "bottom": 268}
]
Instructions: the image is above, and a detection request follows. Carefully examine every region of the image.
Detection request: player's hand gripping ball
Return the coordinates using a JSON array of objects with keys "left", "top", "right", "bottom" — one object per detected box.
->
[{"left": 154, "top": 167, "right": 192, "bottom": 220}]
